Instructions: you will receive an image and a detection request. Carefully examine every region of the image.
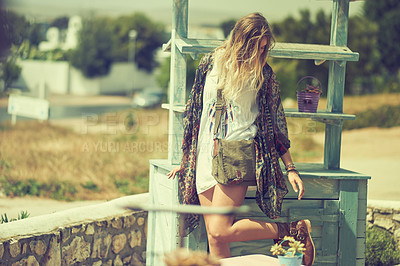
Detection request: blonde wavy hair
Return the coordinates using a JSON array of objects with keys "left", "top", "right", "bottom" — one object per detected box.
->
[{"left": 214, "top": 13, "right": 275, "bottom": 102}]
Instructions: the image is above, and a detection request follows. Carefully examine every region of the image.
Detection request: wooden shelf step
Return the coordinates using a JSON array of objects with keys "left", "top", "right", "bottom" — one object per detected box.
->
[
  {"left": 162, "top": 104, "right": 355, "bottom": 120},
  {"left": 285, "top": 109, "right": 355, "bottom": 120},
  {"left": 163, "top": 37, "right": 359, "bottom": 62}
]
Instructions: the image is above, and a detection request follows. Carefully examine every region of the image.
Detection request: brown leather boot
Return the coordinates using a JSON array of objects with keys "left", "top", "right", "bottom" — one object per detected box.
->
[{"left": 275, "top": 220, "right": 315, "bottom": 266}]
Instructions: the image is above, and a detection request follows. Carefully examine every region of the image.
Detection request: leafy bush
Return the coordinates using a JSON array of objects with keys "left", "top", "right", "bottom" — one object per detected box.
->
[
  {"left": 366, "top": 226, "right": 400, "bottom": 266},
  {"left": 0, "top": 54, "right": 22, "bottom": 93},
  {"left": 343, "top": 105, "right": 400, "bottom": 130},
  {"left": 70, "top": 17, "right": 115, "bottom": 78}
]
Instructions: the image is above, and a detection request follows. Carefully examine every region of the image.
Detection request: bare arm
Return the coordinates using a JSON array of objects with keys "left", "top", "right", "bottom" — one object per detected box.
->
[{"left": 281, "top": 150, "right": 304, "bottom": 200}]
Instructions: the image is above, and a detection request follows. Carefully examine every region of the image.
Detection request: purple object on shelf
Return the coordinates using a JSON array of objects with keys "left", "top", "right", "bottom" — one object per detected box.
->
[
  {"left": 296, "top": 76, "right": 322, "bottom": 113},
  {"left": 296, "top": 91, "right": 320, "bottom": 113}
]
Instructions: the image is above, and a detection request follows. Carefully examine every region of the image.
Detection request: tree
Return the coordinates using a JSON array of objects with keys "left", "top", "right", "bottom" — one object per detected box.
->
[
  {"left": 110, "top": 13, "right": 167, "bottom": 72},
  {"left": 0, "top": 9, "right": 29, "bottom": 50},
  {"left": 272, "top": 10, "right": 330, "bottom": 97},
  {"left": 28, "top": 23, "right": 47, "bottom": 47},
  {"left": 70, "top": 16, "right": 115, "bottom": 78},
  {"left": 347, "top": 15, "right": 381, "bottom": 94},
  {"left": 0, "top": 53, "right": 22, "bottom": 93},
  {"left": 364, "top": 0, "right": 400, "bottom": 75}
]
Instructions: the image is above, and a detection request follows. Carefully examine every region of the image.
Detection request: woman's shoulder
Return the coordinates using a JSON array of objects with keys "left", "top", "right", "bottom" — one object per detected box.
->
[{"left": 262, "top": 62, "right": 279, "bottom": 95}]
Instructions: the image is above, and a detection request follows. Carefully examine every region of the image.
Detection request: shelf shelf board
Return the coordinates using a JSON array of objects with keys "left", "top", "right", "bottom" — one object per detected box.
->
[
  {"left": 285, "top": 108, "right": 355, "bottom": 120},
  {"left": 151, "top": 159, "right": 371, "bottom": 180},
  {"left": 163, "top": 37, "right": 359, "bottom": 62},
  {"left": 161, "top": 103, "right": 185, "bottom": 112},
  {"left": 162, "top": 104, "right": 355, "bottom": 120}
]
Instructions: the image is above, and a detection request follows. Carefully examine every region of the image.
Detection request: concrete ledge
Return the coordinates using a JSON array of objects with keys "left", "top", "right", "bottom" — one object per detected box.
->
[
  {"left": 0, "top": 193, "right": 149, "bottom": 240},
  {"left": 0, "top": 194, "right": 149, "bottom": 265},
  {"left": 368, "top": 199, "right": 400, "bottom": 210}
]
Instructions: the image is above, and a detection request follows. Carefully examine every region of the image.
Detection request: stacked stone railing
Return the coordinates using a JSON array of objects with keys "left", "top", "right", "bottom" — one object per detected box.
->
[
  {"left": 367, "top": 200, "right": 400, "bottom": 246},
  {"left": 0, "top": 194, "right": 149, "bottom": 265}
]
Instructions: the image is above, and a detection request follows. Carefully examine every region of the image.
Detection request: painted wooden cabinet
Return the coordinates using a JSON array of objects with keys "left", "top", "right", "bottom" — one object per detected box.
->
[{"left": 146, "top": 0, "right": 370, "bottom": 265}]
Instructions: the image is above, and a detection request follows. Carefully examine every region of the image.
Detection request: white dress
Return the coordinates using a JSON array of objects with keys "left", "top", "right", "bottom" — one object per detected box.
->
[{"left": 195, "top": 65, "right": 260, "bottom": 194}]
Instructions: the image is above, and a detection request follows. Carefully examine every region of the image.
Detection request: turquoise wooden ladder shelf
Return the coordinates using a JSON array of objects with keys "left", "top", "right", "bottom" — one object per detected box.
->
[{"left": 146, "top": 0, "right": 370, "bottom": 265}]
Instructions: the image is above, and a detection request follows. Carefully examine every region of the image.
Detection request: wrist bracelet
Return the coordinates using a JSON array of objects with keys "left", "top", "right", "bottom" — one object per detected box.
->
[
  {"left": 285, "top": 163, "right": 295, "bottom": 171},
  {"left": 286, "top": 169, "right": 299, "bottom": 175}
]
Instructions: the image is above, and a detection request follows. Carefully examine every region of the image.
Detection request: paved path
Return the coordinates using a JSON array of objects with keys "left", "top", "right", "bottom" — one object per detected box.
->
[{"left": 312, "top": 127, "right": 400, "bottom": 201}]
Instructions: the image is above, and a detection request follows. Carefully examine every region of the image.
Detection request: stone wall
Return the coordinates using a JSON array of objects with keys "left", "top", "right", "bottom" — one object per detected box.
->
[
  {"left": 0, "top": 194, "right": 149, "bottom": 265},
  {"left": 367, "top": 200, "right": 400, "bottom": 246}
]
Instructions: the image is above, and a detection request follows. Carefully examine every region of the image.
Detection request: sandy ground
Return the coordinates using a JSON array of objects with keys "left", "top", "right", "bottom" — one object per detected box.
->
[
  {"left": 316, "top": 126, "right": 400, "bottom": 201},
  {"left": 1, "top": 95, "right": 399, "bottom": 220}
]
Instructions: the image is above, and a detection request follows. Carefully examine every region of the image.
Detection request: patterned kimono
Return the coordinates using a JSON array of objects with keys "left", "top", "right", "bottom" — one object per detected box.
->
[{"left": 178, "top": 52, "right": 290, "bottom": 236}]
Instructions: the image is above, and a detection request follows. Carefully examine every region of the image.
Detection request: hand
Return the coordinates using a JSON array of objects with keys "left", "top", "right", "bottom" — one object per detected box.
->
[
  {"left": 288, "top": 171, "right": 304, "bottom": 200},
  {"left": 167, "top": 166, "right": 183, "bottom": 179}
]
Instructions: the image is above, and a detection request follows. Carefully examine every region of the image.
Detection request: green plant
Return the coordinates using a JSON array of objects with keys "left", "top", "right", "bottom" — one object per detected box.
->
[
  {"left": 270, "top": 236, "right": 305, "bottom": 257},
  {"left": 1, "top": 210, "right": 30, "bottom": 224},
  {"left": 81, "top": 181, "right": 99, "bottom": 192},
  {"left": 114, "top": 179, "right": 133, "bottom": 195},
  {"left": 0, "top": 176, "right": 77, "bottom": 200},
  {"left": 366, "top": 226, "right": 400, "bottom": 266}
]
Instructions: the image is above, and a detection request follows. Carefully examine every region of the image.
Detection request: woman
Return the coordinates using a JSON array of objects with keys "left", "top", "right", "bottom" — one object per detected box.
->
[{"left": 168, "top": 13, "right": 315, "bottom": 266}]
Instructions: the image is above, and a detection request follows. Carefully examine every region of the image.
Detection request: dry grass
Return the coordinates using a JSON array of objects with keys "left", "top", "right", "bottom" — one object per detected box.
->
[{"left": 0, "top": 108, "right": 169, "bottom": 200}]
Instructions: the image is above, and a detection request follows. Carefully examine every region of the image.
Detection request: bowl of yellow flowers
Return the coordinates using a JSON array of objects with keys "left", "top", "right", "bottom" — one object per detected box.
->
[{"left": 270, "top": 236, "right": 306, "bottom": 266}]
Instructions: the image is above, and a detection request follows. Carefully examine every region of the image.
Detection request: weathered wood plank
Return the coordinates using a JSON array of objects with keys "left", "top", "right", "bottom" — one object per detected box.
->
[
  {"left": 358, "top": 198, "right": 367, "bottom": 219},
  {"left": 356, "top": 237, "right": 366, "bottom": 259},
  {"left": 289, "top": 208, "right": 339, "bottom": 223},
  {"left": 285, "top": 108, "right": 355, "bottom": 120},
  {"left": 230, "top": 238, "right": 323, "bottom": 258},
  {"left": 151, "top": 160, "right": 368, "bottom": 181},
  {"left": 357, "top": 219, "right": 366, "bottom": 238},
  {"left": 147, "top": 163, "right": 180, "bottom": 266},
  {"left": 237, "top": 199, "right": 324, "bottom": 218},
  {"left": 320, "top": 200, "right": 340, "bottom": 258},
  {"left": 324, "top": 121, "right": 343, "bottom": 169},
  {"left": 168, "top": 0, "right": 188, "bottom": 165},
  {"left": 146, "top": 164, "right": 157, "bottom": 266},
  {"left": 163, "top": 38, "right": 359, "bottom": 62},
  {"left": 324, "top": 0, "right": 351, "bottom": 170},
  {"left": 246, "top": 178, "right": 339, "bottom": 199},
  {"left": 314, "top": 255, "right": 338, "bottom": 265},
  {"left": 162, "top": 103, "right": 357, "bottom": 121},
  {"left": 185, "top": 216, "right": 208, "bottom": 251},
  {"left": 338, "top": 179, "right": 359, "bottom": 265},
  {"left": 358, "top": 180, "right": 368, "bottom": 200}
]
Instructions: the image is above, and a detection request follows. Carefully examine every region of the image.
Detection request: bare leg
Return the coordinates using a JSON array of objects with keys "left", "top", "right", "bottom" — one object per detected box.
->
[{"left": 198, "top": 184, "right": 279, "bottom": 258}]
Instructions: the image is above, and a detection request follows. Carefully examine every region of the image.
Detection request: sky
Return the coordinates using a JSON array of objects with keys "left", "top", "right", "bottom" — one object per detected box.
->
[{"left": 4, "top": 0, "right": 365, "bottom": 26}]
